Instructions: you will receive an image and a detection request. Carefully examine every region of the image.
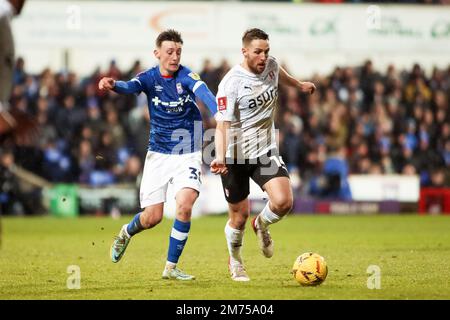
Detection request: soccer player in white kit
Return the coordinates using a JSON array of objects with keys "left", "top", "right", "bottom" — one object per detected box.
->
[{"left": 211, "top": 28, "right": 316, "bottom": 281}]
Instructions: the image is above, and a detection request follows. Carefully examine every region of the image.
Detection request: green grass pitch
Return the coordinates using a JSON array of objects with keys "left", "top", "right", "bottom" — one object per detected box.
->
[{"left": 1, "top": 214, "right": 450, "bottom": 300}]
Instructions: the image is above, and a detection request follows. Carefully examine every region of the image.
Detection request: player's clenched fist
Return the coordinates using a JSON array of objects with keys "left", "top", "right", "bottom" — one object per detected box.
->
[
  {"left": 98, "top": 77, "right": 116, "bottom": 91},
  {"left": 210, "top": 159, "right": 228, "bottom": 175},
  {"left": 300, "top": 81, "right": 316, "bottom": 95}
]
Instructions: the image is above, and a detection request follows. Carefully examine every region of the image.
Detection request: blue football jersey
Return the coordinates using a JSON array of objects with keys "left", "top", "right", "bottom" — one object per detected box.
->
[{"left": 114, "top": 65, "right": 217, "bottom": 154}]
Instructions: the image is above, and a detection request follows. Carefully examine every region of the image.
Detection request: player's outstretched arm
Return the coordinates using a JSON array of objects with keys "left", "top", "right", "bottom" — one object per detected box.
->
[
  {"left": 98, "top": 77, "right": 143, "bottom": 94},
  {"left": 279, "top": 66, "right": 316, "bottom": 95},
  {"left": 211, "top": 121, "right": 230, "bottom": 175}
]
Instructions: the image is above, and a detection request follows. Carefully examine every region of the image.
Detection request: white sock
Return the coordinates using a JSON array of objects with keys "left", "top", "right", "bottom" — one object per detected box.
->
[
  {"left": 258, "top": 202, "right": 282, "bottom": 229},
  {"left": 224, "top": 221, "right": 244, "bottom": 266},
  {"left": 165, "top": 261, "right": 176, "bottom": 270}
]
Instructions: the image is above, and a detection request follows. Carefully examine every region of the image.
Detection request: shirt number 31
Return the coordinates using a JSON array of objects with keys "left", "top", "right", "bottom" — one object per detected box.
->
[{"left": 189, "top": 167, "right": 201, "bottom": 183}]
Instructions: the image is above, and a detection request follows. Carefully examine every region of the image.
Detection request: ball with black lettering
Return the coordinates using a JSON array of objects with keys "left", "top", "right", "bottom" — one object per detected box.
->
[{"left": 292, "top": 252, "right": 328, "bottom": 286}]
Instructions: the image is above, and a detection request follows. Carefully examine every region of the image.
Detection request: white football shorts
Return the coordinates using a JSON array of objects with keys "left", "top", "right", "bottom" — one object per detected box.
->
[{"left": 139, "top": 151, "right": 202, "bottom": 208}]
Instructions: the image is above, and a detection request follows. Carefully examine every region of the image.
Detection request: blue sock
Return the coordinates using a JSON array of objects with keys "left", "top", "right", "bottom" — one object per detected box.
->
[
  {"left": 126, "top": 212, "right": 144, "bottom": 236},
  {"left": 167, "top": 219, "right": 191, "bottom": 264}
]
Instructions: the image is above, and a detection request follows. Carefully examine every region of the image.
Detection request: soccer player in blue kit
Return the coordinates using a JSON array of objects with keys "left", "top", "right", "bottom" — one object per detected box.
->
[{"left": 99, "top": 30, "right": 217, "bottom": 280}]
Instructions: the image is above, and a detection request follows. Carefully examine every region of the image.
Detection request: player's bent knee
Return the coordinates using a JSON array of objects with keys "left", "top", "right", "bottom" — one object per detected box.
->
[
  {"left": 229, "top": 207, "right": 249, "bottom": 218},
  {"left": 176, "top": 199, "right": 195, "bottom": 214},
  {"left": 271, "top": 197, "right": 293, "bottom": 216}
]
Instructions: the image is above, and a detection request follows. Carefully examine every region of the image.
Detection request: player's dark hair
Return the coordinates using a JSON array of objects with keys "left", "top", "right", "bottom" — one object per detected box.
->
[
  {"left": 242, "top": 28, "right": 269, "bottom": 46},
  {"left": 156, "top": 29, "right": 183, "bottom": 47}
]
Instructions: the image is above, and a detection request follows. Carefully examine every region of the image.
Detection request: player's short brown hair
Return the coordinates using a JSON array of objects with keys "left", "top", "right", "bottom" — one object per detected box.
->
[
  {"left": 242, "top": 28, "right": 269, "bottom": 46},
  {"left": 156, "top": 29, "right": 183, "bottom": 47}
]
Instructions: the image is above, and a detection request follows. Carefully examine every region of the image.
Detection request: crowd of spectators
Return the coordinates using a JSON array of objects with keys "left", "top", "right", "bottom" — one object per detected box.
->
[
  {"left": 205, "top": 58, "right": 450, "bottom": 192},
  {"left": 0, "top": 56, "right": 449, "bottom": 213},
  {"left": 2, "top": 58, "right": 146, "bottom": 187},
  {"left": 274, "top": 60, "right": 449, "bottom": 190}
]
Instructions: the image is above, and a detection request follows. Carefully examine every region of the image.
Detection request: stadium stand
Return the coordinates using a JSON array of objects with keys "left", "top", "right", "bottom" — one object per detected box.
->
[{"left": 0, "top": 57, "right": 448, "bottom": 215}]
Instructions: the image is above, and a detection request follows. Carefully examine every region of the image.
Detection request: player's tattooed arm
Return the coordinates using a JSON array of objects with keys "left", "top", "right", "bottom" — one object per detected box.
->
[{"left": 279, "top": 66, "right": 316, "bottom": 94}]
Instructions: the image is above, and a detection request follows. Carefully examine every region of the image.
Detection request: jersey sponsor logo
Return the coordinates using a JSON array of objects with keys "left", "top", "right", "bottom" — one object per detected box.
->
[
  {"left": 218, "top": 97, "right": 227, "bottom": 111},
  {"left": 154, "top": 85, "right": 164, "bottom": 92},
  {"left": 176, "top": 83, "right": 183, "bottom": 94},
  {"left": 151, "top": 95, "right": 193, "bottom": 113},
  {"left": 188, "top": 72, "right": 201, "bottom": 81},
  {"left": 248, "top": 87, "right": 278, "bottom": 109}
]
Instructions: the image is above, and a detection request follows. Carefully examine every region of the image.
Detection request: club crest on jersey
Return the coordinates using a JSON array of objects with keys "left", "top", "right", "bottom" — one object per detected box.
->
[
  {"left": 263, "top": 70, "right": 275, "bottom": 81},
  {"left": 176, "top": 83, "right": 183, "bottom": 94},
  {"left": 218, "top": 97, "right": 227, "bottom": 111},
  {"left": 188, "top": 72, "right": 201, "bottom": 81}
]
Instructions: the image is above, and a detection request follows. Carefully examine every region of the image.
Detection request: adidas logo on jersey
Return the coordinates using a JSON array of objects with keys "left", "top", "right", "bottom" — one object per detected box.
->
[{"left": 248, "top": 87, "right": 278, "bottom": 109}]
